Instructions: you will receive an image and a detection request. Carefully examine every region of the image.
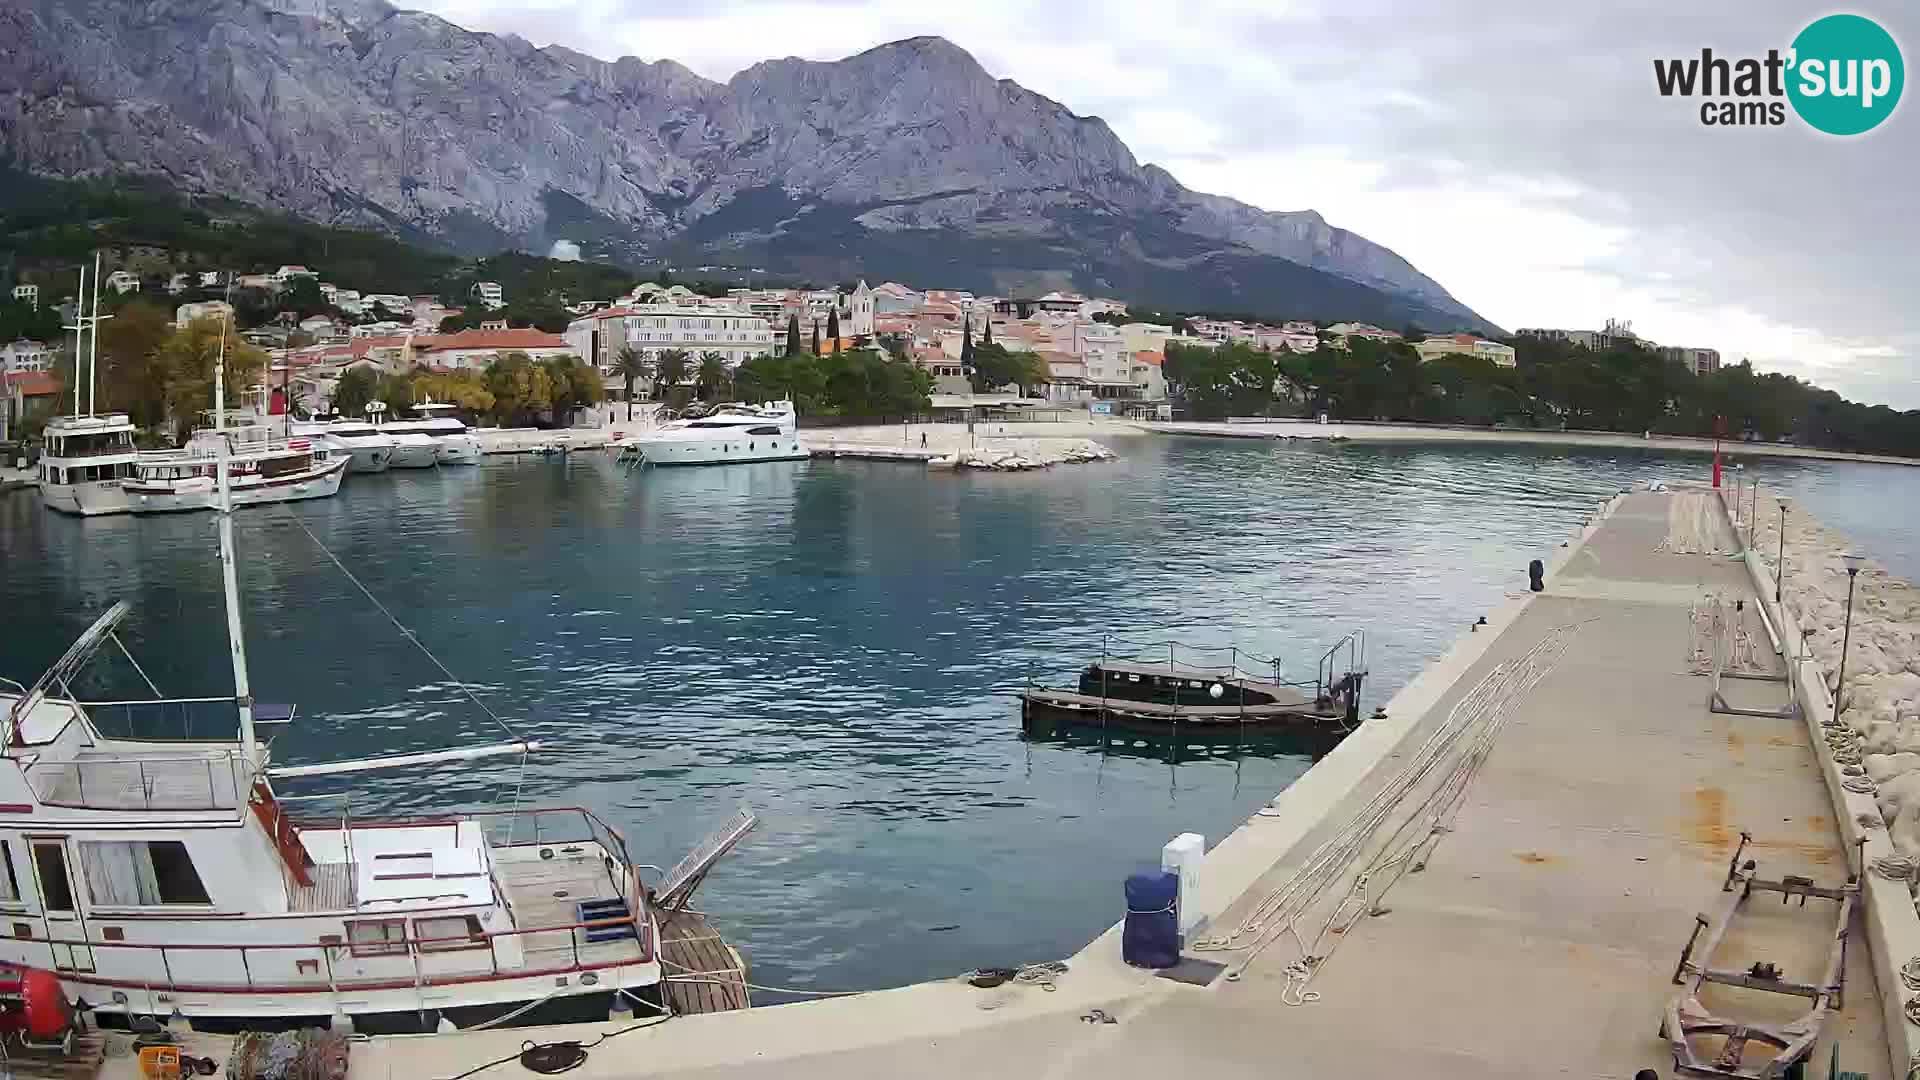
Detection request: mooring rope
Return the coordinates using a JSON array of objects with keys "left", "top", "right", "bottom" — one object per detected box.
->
[{"left": 279, "top": 507, "right": 523, "bottom": 743}]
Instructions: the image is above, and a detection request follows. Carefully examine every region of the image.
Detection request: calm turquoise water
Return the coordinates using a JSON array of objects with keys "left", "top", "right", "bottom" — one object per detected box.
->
[{"left": 0, "top": 435, "right": 1912, "bottom": 995}]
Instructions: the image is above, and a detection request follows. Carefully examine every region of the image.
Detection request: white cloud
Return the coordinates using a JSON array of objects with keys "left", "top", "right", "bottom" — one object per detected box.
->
[
  {"left": 409, "top": 0, "right": 1920, "bottom": 407},
  {"left": 548, "top": 238, "right": 582, "bottom": 261}
]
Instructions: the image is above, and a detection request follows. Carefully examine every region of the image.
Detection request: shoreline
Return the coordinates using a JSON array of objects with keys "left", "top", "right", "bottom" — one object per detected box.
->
[{"left": 1131, "top": 417, "right": 1920, "bottom": 466}]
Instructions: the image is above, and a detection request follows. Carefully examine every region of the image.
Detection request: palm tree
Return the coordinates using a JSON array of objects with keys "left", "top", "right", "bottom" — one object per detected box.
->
[
  {"left": 697, "top": 351, "right": 731, "bottom": 402},
  {"left": 654, "top": 349, "right": 691, "bottom": 403},
  {"left": 613, "top": 346, "right": 651, "bottom": 419}
]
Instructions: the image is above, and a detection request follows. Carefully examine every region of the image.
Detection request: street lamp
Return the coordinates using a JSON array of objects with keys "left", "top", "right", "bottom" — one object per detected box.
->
[
  {"left": 1748, "top": 475, "right": 1760, "bottom": 550},
  {"left": 1835, "top": 552, "right": 1865, "bottom": 716},
  {"left": 1774, "top": 498, "right": 1789, "bottom": 603}
]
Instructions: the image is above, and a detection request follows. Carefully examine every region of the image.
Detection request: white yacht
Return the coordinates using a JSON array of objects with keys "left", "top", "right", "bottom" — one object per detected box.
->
[
  {"left": 0, "top": 346, "right": 732, "bottom": 1035},
  {"left": 381, "top": 404, "right": 482, "bottom": 466},
  {"left": 124, "top": 427, "right": 348, "bottom": 513},
  {"left": 292, "top": 420, "right": 395, "bottom": 474},
  {"left": 38, "top": 414, "right": 139, "bottom": 516},
  {"left": 628, "top": 401, "right": 808, "bottom": 466}
]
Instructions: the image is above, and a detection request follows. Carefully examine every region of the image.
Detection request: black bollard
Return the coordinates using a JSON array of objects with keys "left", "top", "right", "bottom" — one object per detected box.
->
[{"left": 1528, "top": 559, "right": 1545, "bottom": 592}]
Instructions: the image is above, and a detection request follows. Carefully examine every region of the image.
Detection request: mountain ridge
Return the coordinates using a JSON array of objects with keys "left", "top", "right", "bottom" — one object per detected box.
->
[{"left": 0, "top": 0, "right": 1497, "bottom": 330}]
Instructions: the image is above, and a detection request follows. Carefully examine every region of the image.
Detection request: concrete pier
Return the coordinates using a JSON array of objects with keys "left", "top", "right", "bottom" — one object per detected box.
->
[{"left": 307, "top": 488, "right": 1885, "bottom": 1079}]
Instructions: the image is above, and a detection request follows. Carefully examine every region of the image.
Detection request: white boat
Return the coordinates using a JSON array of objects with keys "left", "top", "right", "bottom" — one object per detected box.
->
[
  {"left": 628, "top": 401, "right": 808, "bottom": 466},
  {"left": 383, "top": 432, "right": 441, "bottom": 469},
  {"left": 0, "top": 342, "right": 694, "bottom": 1034},
  {"left": 292, "top": 420, "right": 395, "bottom": 474},
  {"left": 399, "top": 402, "right": 484, "bottom": 466},
  {"left": 124, "top": 427, "right": 349, "bottom": 514},
  {"left": 38, "top": 414, "right": 139, "bottom": 517}
]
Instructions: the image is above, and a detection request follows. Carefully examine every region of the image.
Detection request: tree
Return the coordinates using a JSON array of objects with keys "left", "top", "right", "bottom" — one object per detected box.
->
[
  {"left": 483, "top": 352, "right": 555, "bottom": 426},
  {"left": 653, "top": 348, "right": 691, "bottom": 403},
  {"left": 376, "top": 371, "right": 417, "bottom": 416},
  {"left": 981, "top": 318, "right": 993, "bottom": 346},
  {"left": 613, "top": 346, "right": 650, "bottom": 419},
  {"left": 826, "top": 306, "right": 840, "bottom": 344},
  {"left": 696, "top": 351, "right": 730, "bottom": 402},
  {"left": 94, "top": 299, "right": 173, "bottom": 428},
  {"left": 960, "top": 316, "right": 974, "bottom": 371},
  {"left": 332, "top": 367, "right": 379, "bottom": 419},
  {"left": 0, "top": 297, "right": 62, "bottom": 342},
  {"left": 153, "top": 317, "right": 269, "bottom": 439},
  {"left": 785, "top": 315, "right": 802, "bottom": 358},
  {"left": 542, "top": 354, "right": 604, "bottom": 425},
  {"left": 811, "top": 319, "right": 821, "bottom": 356},
  {"left": 966, "top": 342, "right": 1045, "bottom": 395},
  {"left": 411, "top": 369, "right": 495, "bottom": 415}
]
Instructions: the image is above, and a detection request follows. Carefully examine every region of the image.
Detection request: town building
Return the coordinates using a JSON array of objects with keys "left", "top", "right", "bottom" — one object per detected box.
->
[
  {"left": 3, "top": 370, "right": 62, "bottom": 443},
  {"left": 11, "top": 284, "right": 39, "bottom": 310},
  {"left": 175, "top": 300, "right": 236, "bottom": 327},
  {"left": 414, "top": 328, "right": 573, "bottom": 371},
  {"left": 1414, "top": 334, "right": 1518, "bottom": 368},
  {"left": 104, "top": 270, "right": 141, "bottom": 295},
  {"left": 470, "top": 281, "right": 505, "bottom": 310},
  {"left": 1516, "top": 319, "right": 1642, "bottom": 352},
  {"left": 1659, "top": 346, "right": 1722, "bottom": 376},
  {"left": 273, "top": 265, "right": 317, "bottom": 285},
  {"left": 563, "top": 305, "right": 776, "bottom": 371},
  {"left": 1, "top": 340, "right": 52, "bottom": 374}
]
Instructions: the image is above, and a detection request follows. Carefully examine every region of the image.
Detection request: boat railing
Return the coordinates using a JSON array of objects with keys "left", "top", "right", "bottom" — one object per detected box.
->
[
  {"left": 284, "top": 805, "right": 636, "bottom": 870},
  {"left": 26, "top": 748, "right": 257, "bottom": 811},
  {"left": 1093, "top": 634, "right": 1314, "bottom": 689},
  {"left": 77, "top": 696, "right": 294, "bottom": 743},
  {"left": 38, "top": 864, "right": 653, "bottom": 998}
]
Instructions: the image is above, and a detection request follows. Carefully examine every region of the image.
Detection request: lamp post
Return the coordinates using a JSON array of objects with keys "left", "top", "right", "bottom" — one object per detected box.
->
[
  {"left": 1774, "top": 498, "right": 1789, "bottom": 603},
  {"left": 1748, "top": 475, "right": 1759, "bottom": 550},
  {"left": 1835, "top": 552, "right": 1865, "bottom": 716}
]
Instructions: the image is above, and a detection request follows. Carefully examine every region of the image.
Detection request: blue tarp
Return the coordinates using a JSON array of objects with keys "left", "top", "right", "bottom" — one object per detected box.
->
[{"left": 1122, "top": 870, "right": 1180, "bottom": 969}]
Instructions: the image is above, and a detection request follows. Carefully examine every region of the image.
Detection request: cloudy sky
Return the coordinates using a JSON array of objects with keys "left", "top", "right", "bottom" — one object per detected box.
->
[{"left": 411, "top": 0, "right": 1917, "bottom": 408}]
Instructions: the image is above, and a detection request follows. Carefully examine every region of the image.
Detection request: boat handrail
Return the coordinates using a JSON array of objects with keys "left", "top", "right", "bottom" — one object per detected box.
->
[
  {"left": 25, "top": 748, "right": 259, "bottom": 812},
  {"left": 285, "top": 805, "right": 635, "bottom": 867},
  {"left": 32, "top": 875, "right": 654, "bottom": 995}
]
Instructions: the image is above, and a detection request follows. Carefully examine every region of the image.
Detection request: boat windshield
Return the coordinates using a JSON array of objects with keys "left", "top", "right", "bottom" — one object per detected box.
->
[{"left": 48, "top": 430, "right": 135, "bottom": 457}]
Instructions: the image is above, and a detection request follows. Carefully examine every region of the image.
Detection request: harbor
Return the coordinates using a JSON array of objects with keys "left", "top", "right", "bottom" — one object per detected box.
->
[{"left": 3, "top": 431, "right": 1919, "bottom": 1077}]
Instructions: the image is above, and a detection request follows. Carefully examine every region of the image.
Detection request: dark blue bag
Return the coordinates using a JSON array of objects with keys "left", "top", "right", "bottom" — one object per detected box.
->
[{"left": 1122, "top": 870, "right": 1180, "bottom": 969}]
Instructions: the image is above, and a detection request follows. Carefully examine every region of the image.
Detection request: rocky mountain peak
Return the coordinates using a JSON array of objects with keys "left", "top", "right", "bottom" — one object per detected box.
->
[{"left": 0, "top": 5, "right": 1492, "bottom": 329}]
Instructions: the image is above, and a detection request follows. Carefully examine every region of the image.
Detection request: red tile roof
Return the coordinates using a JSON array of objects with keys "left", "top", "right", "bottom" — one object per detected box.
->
[
  {"left": 1133, "top": 350, "right": 1164, "bottom": 366},
  {"left": 416, "top": 328, "right": 568, "bottom": 352},
  {"left": 4, "top": 371, "right": 62, "bottom": 397}
]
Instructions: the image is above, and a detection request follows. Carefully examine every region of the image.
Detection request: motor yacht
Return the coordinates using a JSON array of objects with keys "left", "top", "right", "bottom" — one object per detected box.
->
[
  {"left": 37, "top": 414, "right": 139, "bottom": 516},
  {"left": 627, "top": 401, "right": 808, "bottom": 466}
]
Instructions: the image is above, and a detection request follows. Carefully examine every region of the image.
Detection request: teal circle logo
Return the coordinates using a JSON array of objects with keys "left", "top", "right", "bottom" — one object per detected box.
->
[{"left": 1787, "top": 14, "right": 1904, "bottom": 135}]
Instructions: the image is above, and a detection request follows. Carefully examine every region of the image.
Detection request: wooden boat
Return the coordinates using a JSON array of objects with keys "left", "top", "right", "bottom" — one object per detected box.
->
[{"left": 1019, "top": 633, "right": 1367, "bottom": 735}]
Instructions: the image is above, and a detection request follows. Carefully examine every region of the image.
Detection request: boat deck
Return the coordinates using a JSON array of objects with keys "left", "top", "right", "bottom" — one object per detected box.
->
[{"left": 498, "top": 852, "right": 647, "bottom": 969}]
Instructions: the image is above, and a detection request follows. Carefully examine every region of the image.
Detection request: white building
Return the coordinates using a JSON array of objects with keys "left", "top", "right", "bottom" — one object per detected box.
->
[
  {"left": 175, "top": 300, "right": 236, "bottom": 327},
  {"left": 470, "top": 281, "right": 504, "bottom": 310},
  {"left": 331, "top": 290, "right": 365, "bottom": 315},
  {"left": 272, "top": 265, "right": 317, "bottom": 285},
  {"left": 1, "top": 339, "right": 52, "bottom": 374},
  {"left": 564, "top": 305, "right": 776, "bottom": 370},
  {"left": 362, "top": 294, "right": 412, "bottom": 317},
  {"left": 105, "top": 270, "right": 141, "bottom": 295},
  {"left": 167, "top": 273, "right": 194, "bottom": 294},
  {"left": 10, "top": 284, "right": 38, "bottom": 310},
  {"left": 198, "top": 270, "right": 226, "bottom": 288},
  {"left": 846, "top": 280, "right": 875, "bottom": 338}
]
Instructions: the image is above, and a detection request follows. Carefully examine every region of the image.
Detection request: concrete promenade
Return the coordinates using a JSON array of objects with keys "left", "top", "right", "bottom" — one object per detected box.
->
[{"left": 328, "top": 488, "right": 1890, "bottom": 1079}]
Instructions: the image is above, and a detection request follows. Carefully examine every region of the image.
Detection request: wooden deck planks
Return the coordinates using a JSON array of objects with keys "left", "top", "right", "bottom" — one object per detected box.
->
[{"left": 659, "top": 910, "right": 749, "bottom": 1014}]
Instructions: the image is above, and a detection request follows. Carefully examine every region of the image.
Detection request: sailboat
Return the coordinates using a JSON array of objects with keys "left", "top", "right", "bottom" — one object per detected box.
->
[{"left": 0, "top": 342, "right": 731, "bottom": 1034}]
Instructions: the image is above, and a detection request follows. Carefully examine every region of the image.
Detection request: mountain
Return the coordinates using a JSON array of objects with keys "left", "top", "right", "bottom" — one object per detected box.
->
[{"left": 0, "top": 0, "right": 1496, "bottom": 330}]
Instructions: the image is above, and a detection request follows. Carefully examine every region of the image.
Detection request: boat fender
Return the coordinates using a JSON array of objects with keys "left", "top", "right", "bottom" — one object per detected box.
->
[{"left": 1528, "top": 559, "right": 1545, "bottom": 592}]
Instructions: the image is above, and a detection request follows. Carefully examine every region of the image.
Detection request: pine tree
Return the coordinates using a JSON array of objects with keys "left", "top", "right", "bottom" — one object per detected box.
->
[
  {"left": 785, "top": 314, "right": 802, "bottom": 358},
  {"left": 960, "top": 316, "right": 974, "bottom": 368},
  {"left": 811, "top": 319, "right": 821, "bottom": 356},
  {"left": 982, "top": 318, "right": 993, "bottom": 345},
  {"left": 826, "top": 307, "right": 840, "bottom": 344}
]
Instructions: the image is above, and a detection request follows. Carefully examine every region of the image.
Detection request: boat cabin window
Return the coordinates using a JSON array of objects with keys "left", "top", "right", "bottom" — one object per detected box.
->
[
  {"left": 346, "top": 918, "right": 408, "bottom": 957},
  {"left": 78, "top": 841, "right": 211, "bottom": 906},
  {"left": 685, "top": 420, "right": 746, "bottom": 428},
  {"left": 745, "top": 426, "right": 782, "bottom": 435},
  {"left": 31, "top": 843, "right": 74, "bottom": 914},
  {"left": 414, "top": 915, "right": 485, "bottom": 952},
  {"left": 0, "top": 841, "right": 20, "bottom": 903}
]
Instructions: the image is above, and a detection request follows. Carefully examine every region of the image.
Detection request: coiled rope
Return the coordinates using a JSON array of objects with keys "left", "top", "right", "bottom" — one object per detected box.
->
[
  {"left": 1875, "top": 854, "right": 1918, "bottom": 883},
  {"left": 1191, "top": 625, "right": 1580, "bottom": 1001}
]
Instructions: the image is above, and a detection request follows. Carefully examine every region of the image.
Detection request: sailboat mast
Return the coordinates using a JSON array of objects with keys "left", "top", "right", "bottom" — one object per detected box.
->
[
  {"left": 213, "top": 316, "right": 260, "bottom": 775},
  {"left": 70, "top": 264, "right": 86, "bottom": 416},
  {"left": 88, "top": 251, "right": 102, "bottom": 416}
]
